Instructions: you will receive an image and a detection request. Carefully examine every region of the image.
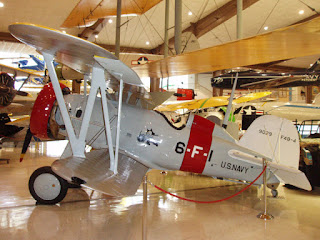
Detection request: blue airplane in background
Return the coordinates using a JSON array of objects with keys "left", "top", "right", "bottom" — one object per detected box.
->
[
  {"left": 17, "top": 55, "right": 46, "bottom": 71},
  {"left": 15, "top": 55, "right": 58, "bottom": 84}
]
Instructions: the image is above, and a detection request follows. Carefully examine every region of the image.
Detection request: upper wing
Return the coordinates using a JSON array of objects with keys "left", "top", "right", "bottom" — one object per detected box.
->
[
  {"left": 9, "top": 23, "right": 162, "bottom": 109},
  {"left": 133, "top": 16, "right": 320, "bottom": 78},
  {"left": 155, "top": 91, "right": 271, "bottom": 112},
  {"left": 0, "top": 63, "right": 43, "bottom": 78},
  {"left": 9, "top": 23, "right": 117, "bottom": 76}
]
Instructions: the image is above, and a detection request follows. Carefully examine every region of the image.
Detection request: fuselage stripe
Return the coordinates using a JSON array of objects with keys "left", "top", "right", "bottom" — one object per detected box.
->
[{"left": 180, "top": 115, "right": 215, "bottom": 173}]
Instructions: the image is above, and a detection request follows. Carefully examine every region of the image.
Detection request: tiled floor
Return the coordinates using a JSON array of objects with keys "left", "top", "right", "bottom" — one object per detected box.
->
[{"left": 0, "top": 141, "right": 320, "bottom": 240}]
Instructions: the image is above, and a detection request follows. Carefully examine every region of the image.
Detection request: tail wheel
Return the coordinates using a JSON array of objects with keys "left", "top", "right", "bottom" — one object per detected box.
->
[{"left": 29, "top": 166, "right": 68, "bottom": 205}]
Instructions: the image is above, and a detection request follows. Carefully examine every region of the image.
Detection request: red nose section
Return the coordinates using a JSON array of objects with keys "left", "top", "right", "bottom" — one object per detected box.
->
[{"left": 30, "top": 83, "right": 69, "bottom": 139}]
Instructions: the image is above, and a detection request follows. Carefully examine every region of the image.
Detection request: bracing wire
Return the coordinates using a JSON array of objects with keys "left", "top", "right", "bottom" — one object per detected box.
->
[
  {"left": 256, "top": 0, "right": 280, "bottom": 34},
  {"left": 298, "top": 0, "right": 320, "bottom": 14},
  {"left": 213, "top": 0, "right": 232, "bottom": 42},
  {"left": 181, "top": 0, "right": 209, "bottom": 53}
]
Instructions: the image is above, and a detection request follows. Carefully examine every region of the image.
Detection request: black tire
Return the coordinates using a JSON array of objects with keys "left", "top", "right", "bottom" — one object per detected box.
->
[{"left": 29, "top": 166, "right": 68, "bottom": 205}]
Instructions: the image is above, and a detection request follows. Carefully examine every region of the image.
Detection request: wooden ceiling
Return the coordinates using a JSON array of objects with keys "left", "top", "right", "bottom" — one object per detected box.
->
[
  {"left": 132, "top": 16, "right": 320, "bottom": 78},
  {"left": 61, "top": 0, "right": 162, "bottom": 28}
]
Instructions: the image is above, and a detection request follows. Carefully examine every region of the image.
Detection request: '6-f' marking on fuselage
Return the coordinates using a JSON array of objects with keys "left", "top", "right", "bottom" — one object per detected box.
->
[
  {"left": 178, "top": 115, "right": 215, "bottom": 173},
  {"left": 175, "top": 142, "right": 213, "bottom": 160}
]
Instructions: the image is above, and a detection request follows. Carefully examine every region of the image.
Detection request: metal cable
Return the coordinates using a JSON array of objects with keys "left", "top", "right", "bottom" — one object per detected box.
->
[{"left": 256, "top": 0, "right": 280, "bottom": 34}]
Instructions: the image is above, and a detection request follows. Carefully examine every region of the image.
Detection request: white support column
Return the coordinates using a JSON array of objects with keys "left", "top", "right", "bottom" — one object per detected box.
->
[{"left": 237, "top": 0, "right": 243, "bottom": 39}]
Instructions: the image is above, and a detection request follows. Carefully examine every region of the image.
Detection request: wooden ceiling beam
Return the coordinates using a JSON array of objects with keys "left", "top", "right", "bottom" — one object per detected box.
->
[
  {"left": 151, "top": 0, "right": 260, "bottom": 55},
  {"left": 0, "top": 32, "right": 19, "bottom": 43},
  {"left": 98, "top": 43, "right": 153, "bottom": 54},
  {"left": 247, "top": 14, "right": 320, "bottom": 72}
]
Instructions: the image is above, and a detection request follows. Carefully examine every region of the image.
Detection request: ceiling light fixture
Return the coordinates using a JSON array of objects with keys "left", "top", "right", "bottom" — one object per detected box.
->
[
  {"left": 108, "top": 19, "right": 113, "bottom": 23},
  {"left": 110, "top": 14, "right": 138, "bottom": 18},
  {"left": 146, "top": 41, "right": 150, "bottom": 45},
  {"left": 299, "top": 10, "right": 304, "bottom": 15},
  {"left": 264, "top": 26, "right": 268, "bottom": 30},
  {"left": 95, "top": 35, "right": 99, "bottom": 38},
  {"left": 0, "top": 2, "right": 4, "bottom": 7},
  {"left": 188, "top": 11, "right": 192, "bottom": 16}
]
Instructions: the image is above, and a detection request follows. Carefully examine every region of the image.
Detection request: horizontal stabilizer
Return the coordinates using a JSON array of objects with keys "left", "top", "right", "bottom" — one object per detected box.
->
[
  {"left": 51, "top": 149, "right": 149, "bottom": 196},
  {"left": 268, "top": 167, "right": 312, "bottom": 191},
  {"left": 228, "top": 149, "right": 312, "bottom": 191}
]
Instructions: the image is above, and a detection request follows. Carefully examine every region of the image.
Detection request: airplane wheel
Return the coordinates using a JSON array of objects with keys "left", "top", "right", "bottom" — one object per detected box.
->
[
  {"left": 271, "top": 189, "right": 278, "bottom": 198},
  {"left": 29, "top": 166, "right": 68, "bottom": 205}
]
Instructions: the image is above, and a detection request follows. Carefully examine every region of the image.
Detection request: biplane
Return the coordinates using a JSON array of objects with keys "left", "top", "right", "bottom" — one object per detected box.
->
[{"left": 9, "top": 17, "right": 320, "bottom": 204}]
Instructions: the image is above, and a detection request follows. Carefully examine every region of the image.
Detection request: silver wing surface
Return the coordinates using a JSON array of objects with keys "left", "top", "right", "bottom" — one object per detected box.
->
[{"left": 52, "top": 148, "right": 149, "bottom": 196}]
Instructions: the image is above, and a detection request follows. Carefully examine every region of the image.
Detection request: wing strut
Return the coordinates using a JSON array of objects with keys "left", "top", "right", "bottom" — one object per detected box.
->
[
  {"left": 43, "top": 52, "right": 85, "bottom": 158},
  {"left": 42, "top": 52, "right": 121, "bottom": 174},
  {"left": 112, "top": 75, "right": 123, "bottom": 174},
  {"left": 222, "top": 72, "right": 238, "bottom": 129}
]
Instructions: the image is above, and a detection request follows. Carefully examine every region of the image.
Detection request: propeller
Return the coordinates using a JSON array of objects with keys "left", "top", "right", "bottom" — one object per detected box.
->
[
  {"left": 19, "top": 82, "right": 70, "bottom": 162},
  {"left": 0, "top": 72, "right": 30, "bottom": 106},
  {"left": 20, "top": 128, "right": 33, "bottom": 162}
]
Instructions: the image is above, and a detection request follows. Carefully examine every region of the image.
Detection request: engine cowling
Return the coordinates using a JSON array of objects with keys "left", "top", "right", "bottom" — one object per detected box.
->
[{"left": 30, "top": 83, "right": 70, "bottom": 139}]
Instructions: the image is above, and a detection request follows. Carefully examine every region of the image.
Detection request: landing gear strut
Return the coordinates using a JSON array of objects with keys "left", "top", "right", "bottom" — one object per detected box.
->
[{"left": 29, "top": 166, "right": 69, "bottom": 205}]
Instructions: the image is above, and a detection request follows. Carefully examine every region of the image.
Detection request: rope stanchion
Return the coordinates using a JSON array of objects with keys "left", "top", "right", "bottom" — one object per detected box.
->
[{"left": 148, "top": 165, "right": 267, "bottom": 204}]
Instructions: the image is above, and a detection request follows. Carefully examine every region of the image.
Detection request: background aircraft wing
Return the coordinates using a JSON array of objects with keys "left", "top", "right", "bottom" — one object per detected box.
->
[
  {"left": 133, "top": 16, "right": 320, "bottom": 78},
  {"left": 240, "top": 76, "right": 306, "bottom": 89},
  {"left": 0, "top": 63, "right": 43, "bottom": 78},
  {"left": 155, "top": 91, "right": 271, "bottom": 112}
]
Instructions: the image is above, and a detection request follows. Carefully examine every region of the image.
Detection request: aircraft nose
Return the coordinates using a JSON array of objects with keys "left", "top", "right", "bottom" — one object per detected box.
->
[
  {"left": 30, "top": 83, "right": 70, "bottom": 139},
  {"left": 20, "top": 83, "right": 70, "bottom": 162}
]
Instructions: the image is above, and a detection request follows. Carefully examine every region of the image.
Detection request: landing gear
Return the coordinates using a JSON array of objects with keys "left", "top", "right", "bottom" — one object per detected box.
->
[
  {"left": 271, "top": 189, "right": 278, "bottom": 198},
  {"left": 267, "top": 183, "right": 279, "bottom": 198},
  {"left": 29, "top": 166, "right": 69, "bottom": 205}
]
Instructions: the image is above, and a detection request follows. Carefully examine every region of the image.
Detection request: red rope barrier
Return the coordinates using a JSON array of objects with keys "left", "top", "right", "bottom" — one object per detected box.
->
[{"left": 149, "top": 166, "right": 267, "bottom": 204}]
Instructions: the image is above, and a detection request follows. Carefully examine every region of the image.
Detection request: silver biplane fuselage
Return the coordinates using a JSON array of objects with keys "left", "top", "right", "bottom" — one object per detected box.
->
[{"left": 55, "top": 94, "right": 278, "bottom": 185}]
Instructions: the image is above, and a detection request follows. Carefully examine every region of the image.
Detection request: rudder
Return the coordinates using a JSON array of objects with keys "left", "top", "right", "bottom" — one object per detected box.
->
[{"left": 239, "top": 115, "right": 300, "bottom": 169}]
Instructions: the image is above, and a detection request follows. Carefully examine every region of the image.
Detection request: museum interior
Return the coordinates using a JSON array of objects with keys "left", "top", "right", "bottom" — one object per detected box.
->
[{"left": 1, "top": 0, "right": 320, "bottom": 239}]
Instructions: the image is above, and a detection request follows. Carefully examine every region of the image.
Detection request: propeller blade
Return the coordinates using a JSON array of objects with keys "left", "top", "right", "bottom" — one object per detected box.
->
[
  {"left": 16, "top": 90, "right": 29, "bottom": 97},
  {"left": 20, "top": 127, "right": 33, "bottom": 162}
]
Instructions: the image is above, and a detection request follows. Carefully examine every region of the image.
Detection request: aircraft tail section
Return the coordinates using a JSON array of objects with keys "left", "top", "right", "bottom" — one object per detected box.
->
[
  {"left": 239, "top": 115, "right": 299, "bottom": 169},
  {"left": 237, "top": 115, "right": 312, "bottom": 190},
  {"left": 228, "top": 149, "right": 311, "bottom": 190}
]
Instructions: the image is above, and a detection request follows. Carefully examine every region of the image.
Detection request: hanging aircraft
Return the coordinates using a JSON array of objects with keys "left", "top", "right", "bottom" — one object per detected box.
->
[
  {"left": 9, "top": 17, "right": 320, "bottom": 204},
  {"left": 211, "top": 58, "right": 320, "bottom": 89},
  {"left": 16, "top": 55, "right": 46, "bottom": 71}
]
